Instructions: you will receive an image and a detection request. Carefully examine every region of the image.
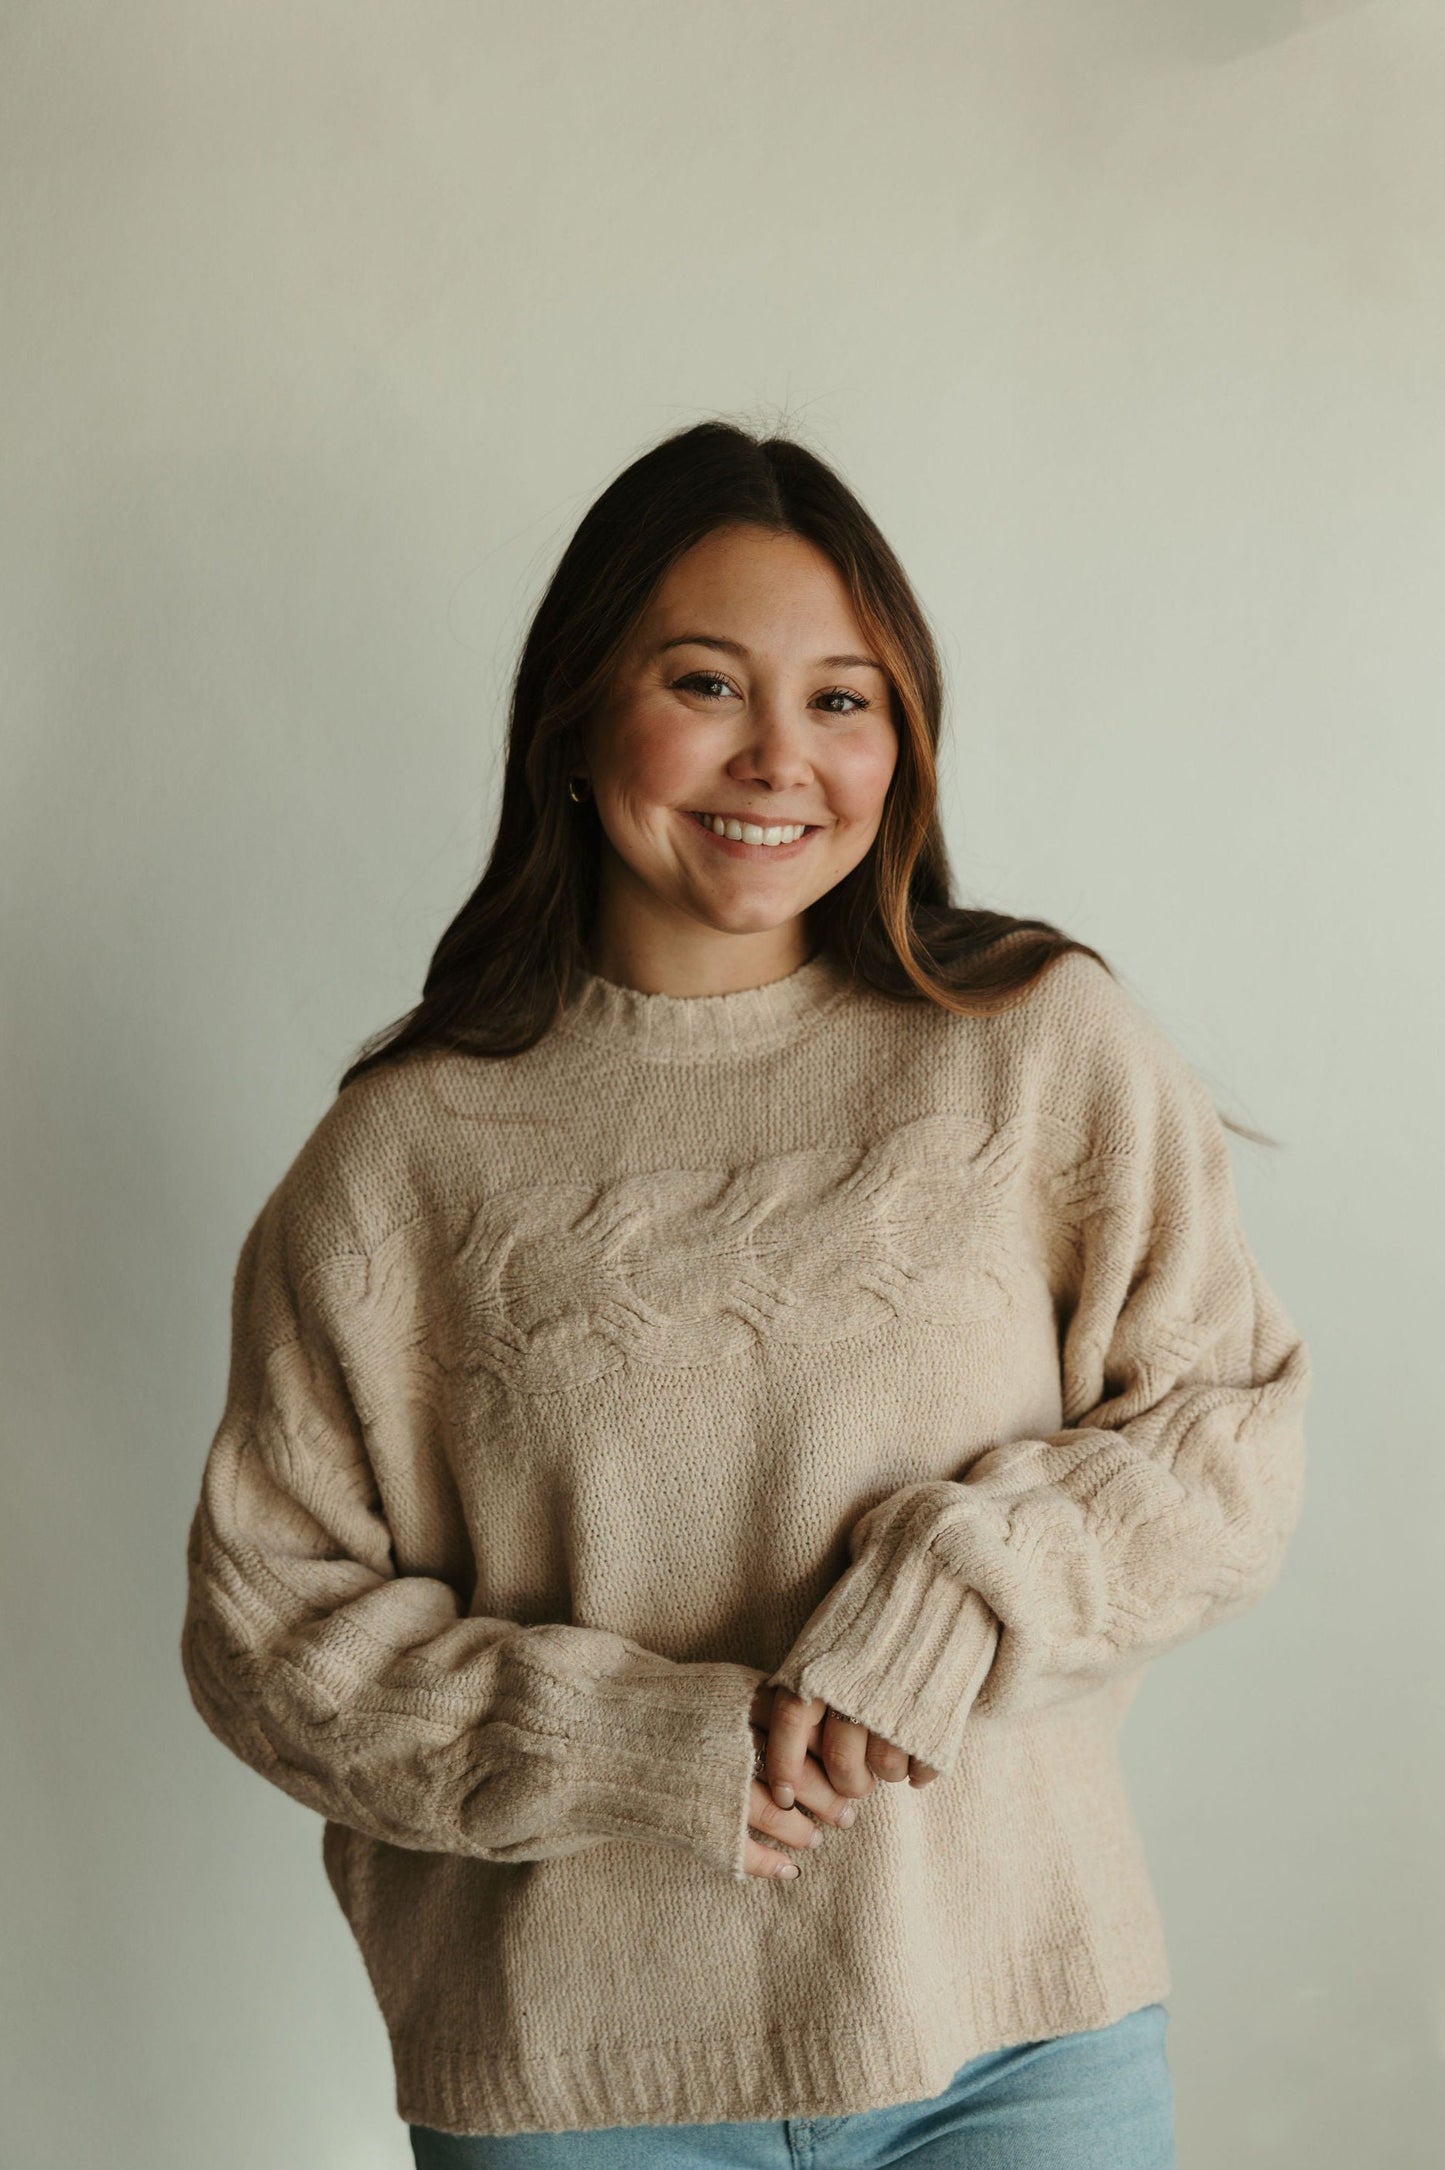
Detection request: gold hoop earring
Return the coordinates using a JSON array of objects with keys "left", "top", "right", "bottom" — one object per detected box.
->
[{"left": 567, "top": 774, "right": 591, "bottom": 804}]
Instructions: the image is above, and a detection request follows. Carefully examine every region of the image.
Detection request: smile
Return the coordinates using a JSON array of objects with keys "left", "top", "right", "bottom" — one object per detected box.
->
[{"left": 685, "top": 810, "right": 821, "bottom": 855}]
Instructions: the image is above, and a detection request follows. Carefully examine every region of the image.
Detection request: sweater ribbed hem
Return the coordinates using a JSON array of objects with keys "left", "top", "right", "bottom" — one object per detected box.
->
[
  {"left": 393, "top": 1947, "right": 1173, "bottom": 2138},
  {"left": 764, "top": 1518, "right": 1001, "bottom": 1777}
]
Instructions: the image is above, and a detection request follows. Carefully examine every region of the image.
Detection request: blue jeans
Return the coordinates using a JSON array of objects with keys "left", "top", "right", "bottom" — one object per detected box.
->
[{"left": 409, "top": 2000, "right": 1175, "bottom": 2168}]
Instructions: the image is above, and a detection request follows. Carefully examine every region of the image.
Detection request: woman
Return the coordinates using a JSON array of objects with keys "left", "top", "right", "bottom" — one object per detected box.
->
[{"left": 181, "top": 420, "right": 1311, "bottom": 2168}]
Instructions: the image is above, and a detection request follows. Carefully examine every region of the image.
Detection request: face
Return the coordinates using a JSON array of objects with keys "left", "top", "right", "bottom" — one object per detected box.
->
[{"left": 579, "top": 523, "right": 899, "bottom": 977}]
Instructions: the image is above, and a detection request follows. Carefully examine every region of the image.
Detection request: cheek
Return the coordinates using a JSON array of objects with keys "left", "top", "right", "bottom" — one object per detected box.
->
[
  {"left": 608, "top": 715, "right": 703, "bottom": 809},
  {"left": 827, "top": 735, "right": 898, "bottom": 819}
]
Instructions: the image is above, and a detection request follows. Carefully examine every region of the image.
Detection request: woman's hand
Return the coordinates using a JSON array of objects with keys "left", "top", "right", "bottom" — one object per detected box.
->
[
  {"left": 750, "top": 1681, "right": 940, "bottom": 1813},
  {"left": 740, "top": 1720, "right": 859, "bottom": 1880}
]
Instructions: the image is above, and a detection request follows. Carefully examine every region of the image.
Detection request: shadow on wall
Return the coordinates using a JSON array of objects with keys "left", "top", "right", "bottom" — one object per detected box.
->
[{"left": 1084, "top": 0, "right": 1378, "bottom": 67}]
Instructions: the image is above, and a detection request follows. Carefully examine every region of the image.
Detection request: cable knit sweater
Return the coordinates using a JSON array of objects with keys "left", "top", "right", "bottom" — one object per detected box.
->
[{"left": 179, "top": 943, "right": 1311, "bottom": 2138}]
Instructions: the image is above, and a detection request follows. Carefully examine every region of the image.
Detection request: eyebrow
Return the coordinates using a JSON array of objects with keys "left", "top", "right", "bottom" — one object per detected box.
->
[{"left": 656, "top": 633, "right": 886, "bottom": 673}]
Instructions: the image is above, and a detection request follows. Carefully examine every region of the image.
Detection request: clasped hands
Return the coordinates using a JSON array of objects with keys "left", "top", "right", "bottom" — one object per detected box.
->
[{"left": 744, "top": 1679, "right": 939, "bottom": 1882}]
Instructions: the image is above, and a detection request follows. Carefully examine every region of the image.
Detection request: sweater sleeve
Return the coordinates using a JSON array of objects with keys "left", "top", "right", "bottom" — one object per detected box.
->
[
  {"left": 181, "top": 1190, "right": 764, "bottom": 1880},
  {"left": 765, "top": 1001, "right": 1312, "bottom": 1777}
]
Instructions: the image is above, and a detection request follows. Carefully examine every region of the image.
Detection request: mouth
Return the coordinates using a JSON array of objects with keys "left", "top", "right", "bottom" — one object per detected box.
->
[{"left": 684, "top": 809, "right": 823, "bottom": 858}]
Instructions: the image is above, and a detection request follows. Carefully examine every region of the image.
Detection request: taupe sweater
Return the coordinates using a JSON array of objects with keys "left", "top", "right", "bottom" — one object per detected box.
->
[{"left": 180, "top": 945, "right": 1311, "bottom": 2138}]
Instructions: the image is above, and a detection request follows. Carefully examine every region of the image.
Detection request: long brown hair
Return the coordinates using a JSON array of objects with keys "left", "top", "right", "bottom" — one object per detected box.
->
[{"left": 338, "top": 419, "right": 1273, "bottom": 1146}]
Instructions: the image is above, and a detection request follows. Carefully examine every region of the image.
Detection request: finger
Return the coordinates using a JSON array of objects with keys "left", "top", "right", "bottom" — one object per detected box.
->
[
  {"left": 743, "top": 1833, "right": 803, "bottom": 1881},
  {"left": 786, "top": 1747, "right": 865, "bottom": 1830},
  {"left": 748, "top": 1778, "right": 826, "bottom": 1857},
  {"left": 865, "top": 1732, "right": 911, "bottom": 1783},
  {"left": 908, "top": 1758, "right": 940, "bottom": 1787},
  {"left": 765, "top": 1688, "right": 824, "bottom": 1810},
  {"left": 821, "top": 1708, "right": 876, "bottom": 1798}
]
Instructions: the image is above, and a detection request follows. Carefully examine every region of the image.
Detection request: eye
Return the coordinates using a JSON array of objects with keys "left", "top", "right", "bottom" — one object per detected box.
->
[
  {"left": 814, "top": 688, "right": 870, "bottom": 714},
  {"left": 674, "top": 671, "right": 738, "bottom": 700}
]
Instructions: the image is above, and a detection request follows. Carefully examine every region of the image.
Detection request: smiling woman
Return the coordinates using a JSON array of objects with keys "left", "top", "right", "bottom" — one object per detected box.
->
[{"left": 180, "top": 418, "right": 1308, "bottom": 2166}]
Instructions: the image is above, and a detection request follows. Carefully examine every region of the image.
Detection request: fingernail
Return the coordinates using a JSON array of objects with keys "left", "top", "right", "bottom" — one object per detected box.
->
[
  {"left": 836, "top": 1802, "right": 857, "bottom": 1827},
  {"left": 777, "top": 1861, "right": 801, "bottom": 1880},
  {"left": 772, "top": 1783, "right": 794, "bottom": 1809},
  {"left": 806, "top": 1824, "right": 825, "bottom": 1847}
]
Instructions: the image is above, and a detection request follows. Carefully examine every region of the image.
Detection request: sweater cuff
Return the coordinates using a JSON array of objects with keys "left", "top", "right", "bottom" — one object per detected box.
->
[
  {"left": 764, "top": 1527, "right": 1000, "bottom": 1778},
  {"left": 561, "top": 1656, "right": 762, "bottom": 1881}
]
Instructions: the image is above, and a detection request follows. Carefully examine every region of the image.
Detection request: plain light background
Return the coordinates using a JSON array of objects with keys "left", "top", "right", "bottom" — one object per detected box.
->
[{"left": 3, "top": 2, "right": 1441, "bottom": 2165}]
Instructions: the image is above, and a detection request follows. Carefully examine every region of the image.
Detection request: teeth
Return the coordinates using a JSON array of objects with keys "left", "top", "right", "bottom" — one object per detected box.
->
[{"left": 693, "top": 813, "right": 810, "bottom": 845}]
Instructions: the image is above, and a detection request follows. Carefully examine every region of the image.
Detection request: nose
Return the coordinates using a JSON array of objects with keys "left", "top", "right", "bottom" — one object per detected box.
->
[{"left": 725, "top": 703, "right": 815, "bottom": 788}]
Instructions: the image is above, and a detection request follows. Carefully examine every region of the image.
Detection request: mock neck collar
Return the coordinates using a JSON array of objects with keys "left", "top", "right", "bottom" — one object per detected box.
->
[{"left": 552, "top": 946, "right": 855, "bottom": 1062}]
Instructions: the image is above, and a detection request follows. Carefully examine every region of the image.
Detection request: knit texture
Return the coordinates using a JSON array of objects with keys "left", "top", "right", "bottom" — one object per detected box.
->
[{"left": 180, "top": 945, "right": 1311, "bottom": 2137}]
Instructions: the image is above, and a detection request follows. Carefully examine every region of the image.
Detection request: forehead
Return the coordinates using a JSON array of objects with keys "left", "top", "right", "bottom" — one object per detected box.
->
[{"left": 645, "top": 527, "right": 867, "bottom": 647}]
